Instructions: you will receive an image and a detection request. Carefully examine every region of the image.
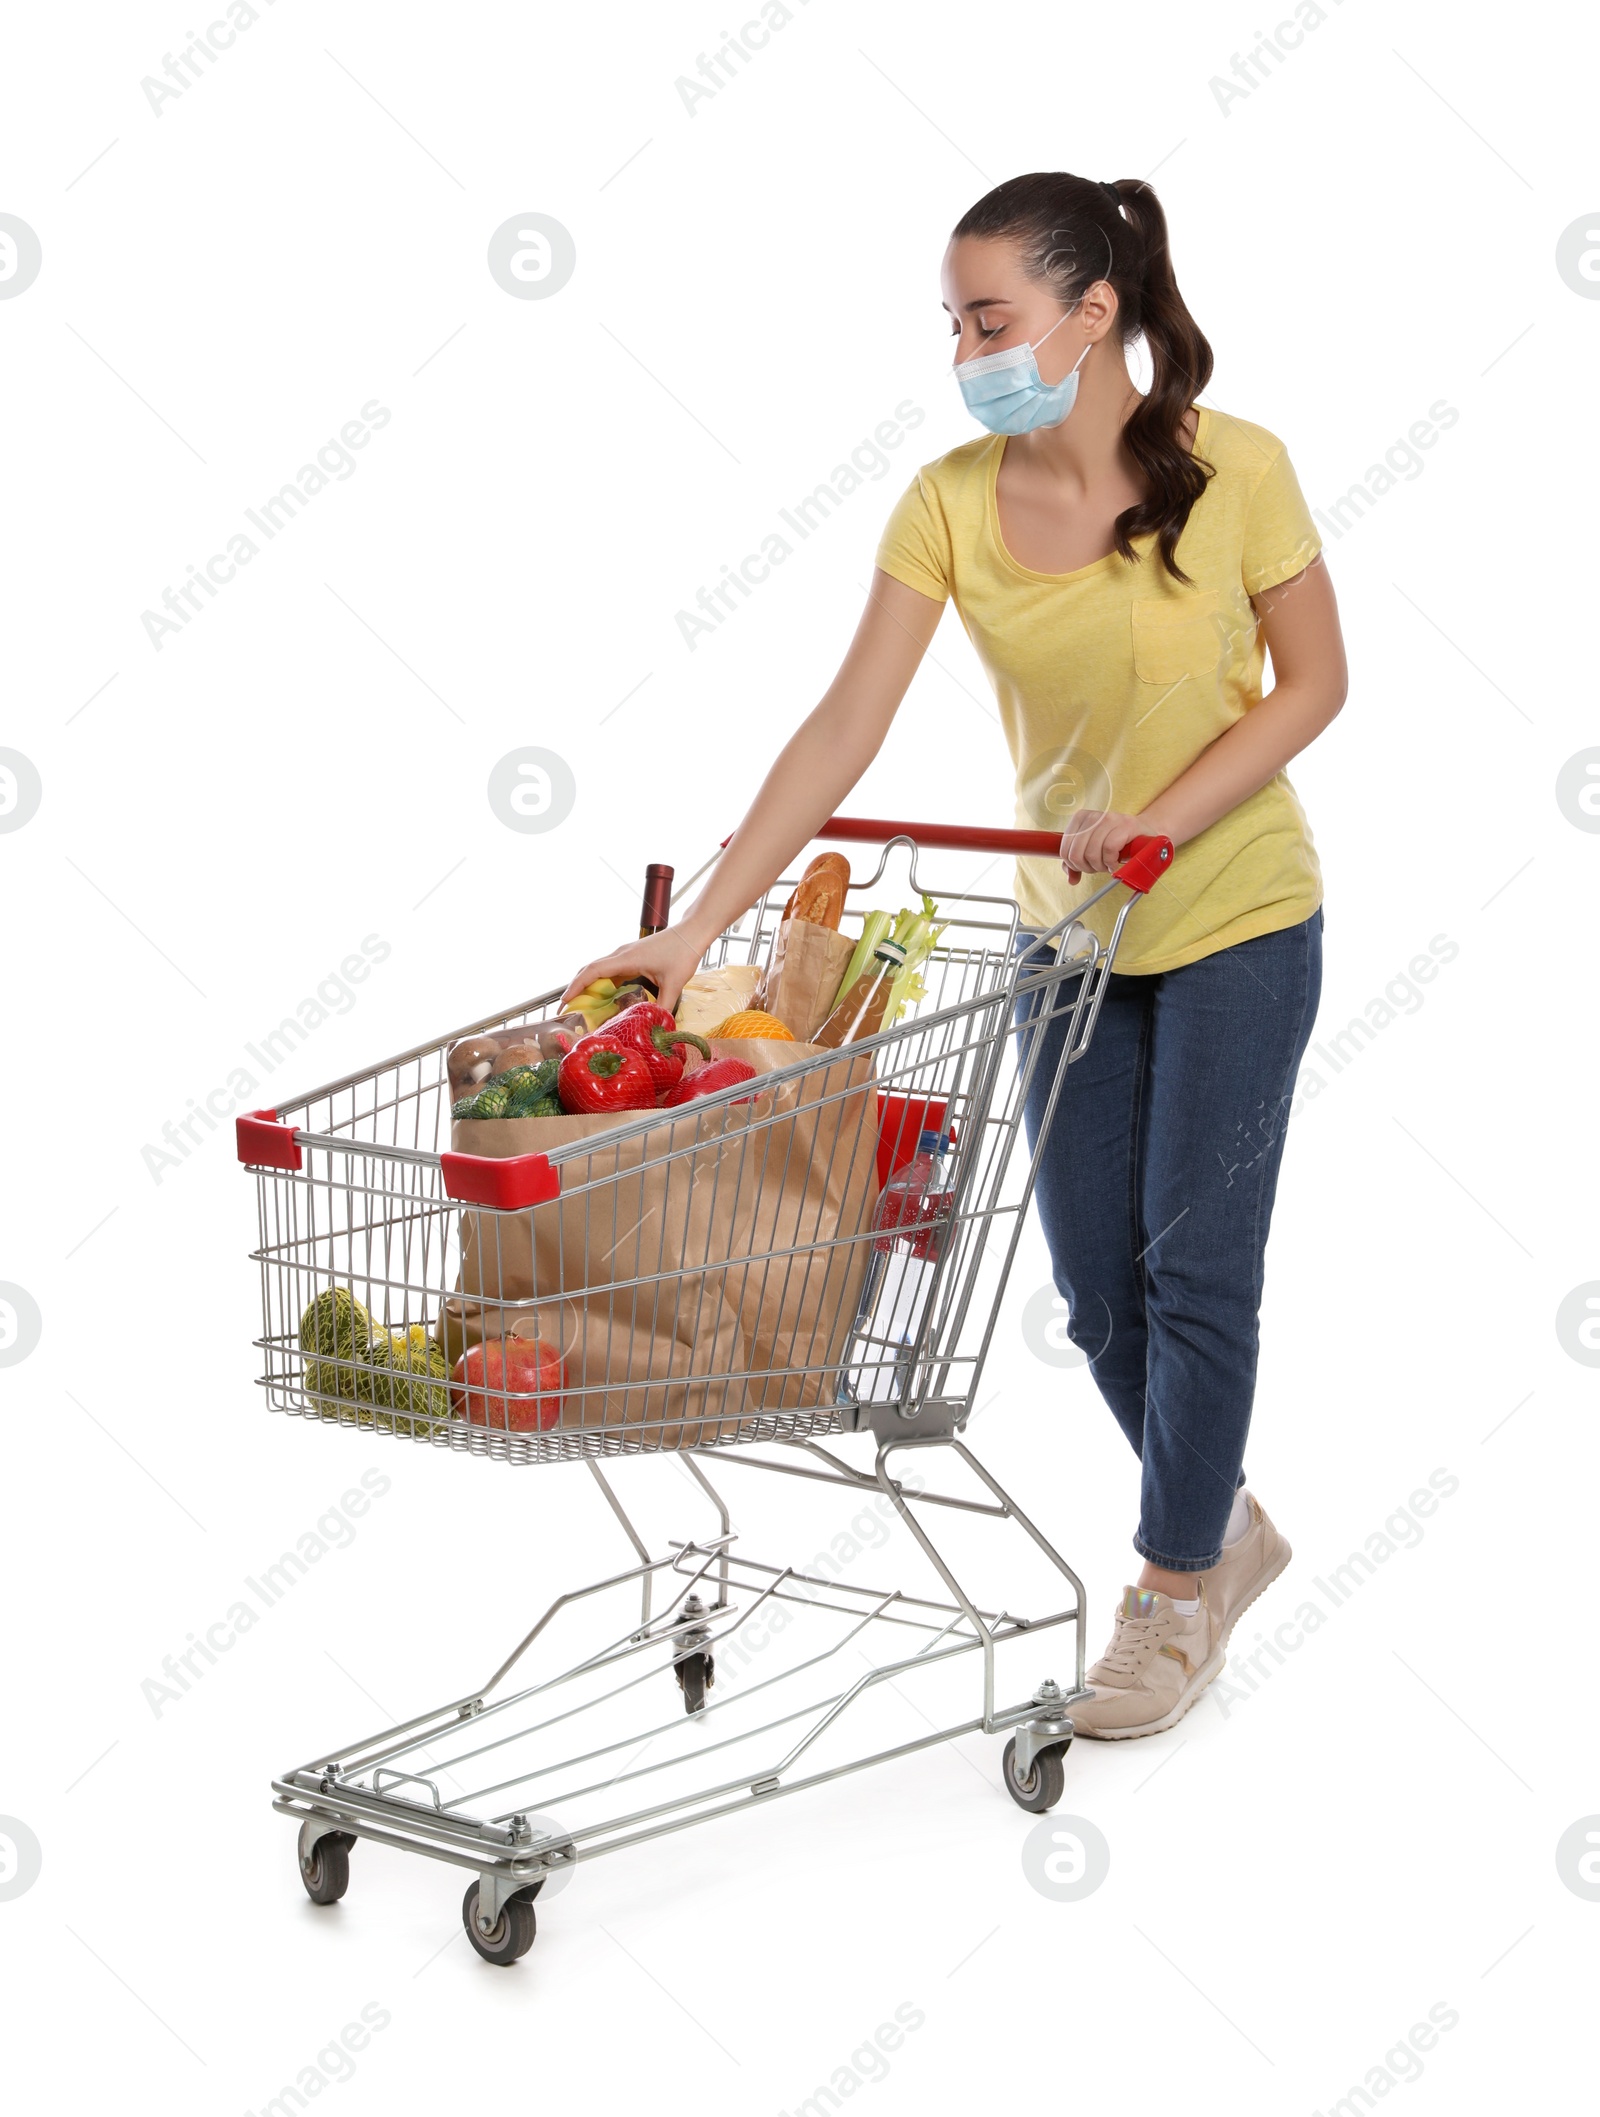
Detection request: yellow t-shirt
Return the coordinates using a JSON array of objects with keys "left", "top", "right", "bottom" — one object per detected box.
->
[{"left": 874, "top": 406, "right": 1324, "bottom": 972}]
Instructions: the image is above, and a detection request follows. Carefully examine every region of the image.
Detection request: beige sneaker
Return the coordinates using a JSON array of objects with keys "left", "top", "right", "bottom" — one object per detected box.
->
[
  {"left": 1200, "top": 1495, "right": 1291, "bottom": 1650},
  {"left": 1070, "top": 1582, "right": 1225, "bottom": 1739}
]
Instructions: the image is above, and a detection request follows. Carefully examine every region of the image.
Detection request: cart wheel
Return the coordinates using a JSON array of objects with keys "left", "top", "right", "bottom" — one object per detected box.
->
[
  {"left": 1002, "top": 1736, "right": 1069, "bottom": 1814},
  {"left": 675, "top": 1650, "right": 714, "bottom": 1715},
  {"left": 461, "top": 1882, "right": 538, "bottom": 1966},
  {"left": 300, "top": 1830, "right": 355, "bottom": 1905}
]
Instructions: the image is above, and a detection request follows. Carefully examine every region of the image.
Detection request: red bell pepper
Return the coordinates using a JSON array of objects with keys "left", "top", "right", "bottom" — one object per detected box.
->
[
  {"left": 661, "top": 1057, "right": 759, "bottom": 1108},
  {"left": 602, "top": 1005, "right": 711, "bottom": 1096},
  {"left": 607, "top": 1000, "right": 676, "bottom": 1039},
  {"left": 557, "top": 1038, "right": 657, "bottom": 1115}
]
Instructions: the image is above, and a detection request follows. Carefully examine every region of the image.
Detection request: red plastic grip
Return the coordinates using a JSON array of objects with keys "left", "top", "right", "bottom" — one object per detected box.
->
[
  {"left": 236, "top": 1109, "right": 302, "bottom": 1171},
  {"left": 1110, "top": 834, "right": 1174, "bottom": 894},
  {"left": 818, "top": 816, "right": 1061, "bottom": 857},
  {"left": 722, "top": 816, "right": 1177, "bottom": 891},
  {"left": 440, "top": 1151, "right": 561, "bottom": 1210},
  {"left": 813, "top": 816, "right": 1174, "bottom": 892}
]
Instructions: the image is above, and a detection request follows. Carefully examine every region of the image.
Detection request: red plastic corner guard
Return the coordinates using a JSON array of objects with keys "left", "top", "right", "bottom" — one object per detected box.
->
[
  {"left": 1112, "top": 834, "right": 1175, "bottom": 894},
  {"left": 440, "top": 1152, "right": 561, "bottom": 1210},
  {"left": 236, "top": 1109, "right": 302, "bottom": 1172}
]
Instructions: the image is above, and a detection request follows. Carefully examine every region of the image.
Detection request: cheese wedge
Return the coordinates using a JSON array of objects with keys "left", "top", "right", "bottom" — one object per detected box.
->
[{"left": 675, "top": 962, "right": 762, "bottom": 1036}]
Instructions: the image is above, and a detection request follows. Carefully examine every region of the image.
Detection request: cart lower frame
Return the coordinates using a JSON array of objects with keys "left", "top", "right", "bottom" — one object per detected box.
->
[{"left": 275, "top": 1435, "right": 1087, "bottom": 1952}]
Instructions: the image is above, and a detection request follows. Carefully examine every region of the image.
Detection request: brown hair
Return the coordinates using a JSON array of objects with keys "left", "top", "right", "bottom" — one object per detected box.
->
[{"left": 951, "top": 172, "right": 1213, "bottom": 581}]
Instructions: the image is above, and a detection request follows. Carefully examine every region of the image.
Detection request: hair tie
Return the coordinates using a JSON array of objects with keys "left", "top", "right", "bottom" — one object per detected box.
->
[{"left": 1101, "top": 180, "right": 1123, "bottom": 212}]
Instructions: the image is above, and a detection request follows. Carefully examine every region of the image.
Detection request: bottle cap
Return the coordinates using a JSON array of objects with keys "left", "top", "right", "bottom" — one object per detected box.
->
[
  {"left": 872, "top": 940, "right": 908, "bottom": 967},
  {"left": 918, "top": 1129, "right": 950, "bottom": 1154}
]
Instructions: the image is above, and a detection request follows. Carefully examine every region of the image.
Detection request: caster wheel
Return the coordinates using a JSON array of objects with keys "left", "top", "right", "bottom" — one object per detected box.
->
[
  {"left": 300, "top": 1830, "right": 355, "bottom": 1905},
  {"left": 675, "top": 1649, "right": 714, "bottom": 1714},
  {"left": 462, "top": 1882, "right": 538, "bottom": 1966},
  {"left": 1002, "top": 1736, "right": 1069, "bottom": 1813}
]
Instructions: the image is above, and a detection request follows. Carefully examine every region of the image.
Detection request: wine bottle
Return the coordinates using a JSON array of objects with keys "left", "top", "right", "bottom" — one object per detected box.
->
[
  {"left": 631, "top": 862, "right": 674, "bottom": 999},
  {"left": 638, "top": 863, "right": 674, "bottom": 937}
]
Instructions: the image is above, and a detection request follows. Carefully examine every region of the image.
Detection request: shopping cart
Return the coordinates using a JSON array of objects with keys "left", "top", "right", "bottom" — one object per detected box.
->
[{"left": 241, "top": 817, "right": 1171, "bottom": 1963}]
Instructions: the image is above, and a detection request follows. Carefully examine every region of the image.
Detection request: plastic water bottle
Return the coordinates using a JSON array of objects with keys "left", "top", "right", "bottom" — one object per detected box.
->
[{"left": 850, "top": 1131, "right": 954, "bottom": 1404}]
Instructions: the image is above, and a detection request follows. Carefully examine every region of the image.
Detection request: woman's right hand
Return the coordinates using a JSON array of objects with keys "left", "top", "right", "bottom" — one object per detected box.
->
[{"left": 560, "top": 925, "right": 706, "bottom": 1014}]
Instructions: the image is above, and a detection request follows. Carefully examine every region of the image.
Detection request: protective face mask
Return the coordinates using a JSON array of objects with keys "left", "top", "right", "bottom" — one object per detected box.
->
[{"left": 954, "top": 310, "right": 1092, "bottom": 436}]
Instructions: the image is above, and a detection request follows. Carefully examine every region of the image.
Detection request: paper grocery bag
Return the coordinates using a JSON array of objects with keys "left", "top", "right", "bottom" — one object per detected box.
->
[
  {"left": 754, "top": 918, "right": 856, "bottom": 1040},
  {"left": 723, "top": 1041, "right": 882, "bottom": 1413},
  {"left": 446, "top": 1097, "right": 749, "bottom": 1449},
  {"left": 442, "top": 1040, "right": 880, "bottom": 1446}
]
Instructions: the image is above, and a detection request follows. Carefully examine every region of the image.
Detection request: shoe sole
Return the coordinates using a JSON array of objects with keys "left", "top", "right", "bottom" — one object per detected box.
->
[{"left": 1073, "top": 1533, "right": 1293, "bottom": 1743}]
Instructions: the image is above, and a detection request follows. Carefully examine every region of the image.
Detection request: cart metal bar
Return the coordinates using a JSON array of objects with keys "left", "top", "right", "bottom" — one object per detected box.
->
[
  {"left": 298, "top": 1551, "right": 1076, "bottom": 1855},
  {"left": 374, "top": 1542, "right": 986, "bottom": 1795},
  {"left": 533, "top": 1720, "right": 1017, "bottom": 1863},
  {"left": 370, "top": 1768, "right": 444, "bottom": 1809},
  {"left": 678, "top": 1454, "right": 734, "bottom": 1608},
  {"left": 478, "top": 1689, "right": 861, "bottom": 1821},
  {"left": 953, "top": 900, "right": 1142, "bottom": 1412},
  {"left": 761, "top": 1613, "right": 972, "bottom": 1781},
  {"left": 481, "top": 1606, "right": 980, "bottom": 1822},
  {"left": 458, "top": 1589, "right": 905, "bottom": 1812},
  {"left": 486, "top": 1627, "right": 1086, "bottom": 1857},
  {"left": 264, "top": 988, "right": 570, "bottom": 1123},
  {"left": 407, "top": 1571, "right": 801, "bottom": 1789},
  {"left": 272, "top": 1796, "right": 536, "bottom": 1868},
  {"left": 585, "top": 1462, "right": 654, "bottom": 1630},
  {"left": 662, "top": 1543, "right": 1014, "bottom": 1629},
  {"left": 317, "top": 1540, "right": 1023, "bottom": 1793},
  {"left": 268, "top": 968, "right": 1035, "bottom": 1174},
  {"left": 304, "top": 1542, "right": 731, "bottom": 1777},
  {"left": 687, "top": 1444, "right": 1013, "bottom": 1516},
  {"left": 263, "top": 818, "right": 1102, "bottom": 1126},
  {"left": 449, "top": 1556, "right": 735, "bottom": 1741},
  {"left": 877, "top": 1435, "right": 1090, "bottom": 1713},
  {"left": 455, "top": 1585, "right": 1002, "bottom": 1819},
  {"left": 450, "top": 1619, "right": 1067, "bottom": 1855},
  {"left": 275, "top": 1696, "right": 1069, "bottom": 1880},
  {"left": 474, "top": 1538, "right": 732, "bottom": 1701}
]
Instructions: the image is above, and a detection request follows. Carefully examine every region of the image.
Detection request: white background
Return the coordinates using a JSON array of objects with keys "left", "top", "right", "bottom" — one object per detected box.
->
[{"left": 3, "top": 1, "right": 1596, "bottom": 2110}]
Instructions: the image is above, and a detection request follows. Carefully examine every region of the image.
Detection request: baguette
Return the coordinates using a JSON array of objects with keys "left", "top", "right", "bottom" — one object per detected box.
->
[{"left": 789, "top": 851, "right": 850, "bottom": 931}]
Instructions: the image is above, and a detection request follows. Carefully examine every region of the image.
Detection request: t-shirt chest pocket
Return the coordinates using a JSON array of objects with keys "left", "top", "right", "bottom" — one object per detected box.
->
[{"left": 1130, "top": 595, "right": 1226, "bottom": 685}]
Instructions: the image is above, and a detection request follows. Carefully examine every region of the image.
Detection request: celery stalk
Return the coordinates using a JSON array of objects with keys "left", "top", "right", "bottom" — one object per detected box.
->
[
  {"left": 884, "top": 895, "right": 946, "bottom": 1024},
  {"left": 831, "top": 908, "right": 893, "bottom": 1013}
]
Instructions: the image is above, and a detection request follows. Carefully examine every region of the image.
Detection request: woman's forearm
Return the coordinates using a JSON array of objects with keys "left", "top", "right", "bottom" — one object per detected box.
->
[{"left": 1141, "top": 679, "right": 1345, "bottom": 848}]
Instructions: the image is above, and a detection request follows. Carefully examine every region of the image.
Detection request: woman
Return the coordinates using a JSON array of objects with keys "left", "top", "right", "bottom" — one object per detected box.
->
[{"left": 565, "top": 172, "right": 1345, "bottom": 1739}]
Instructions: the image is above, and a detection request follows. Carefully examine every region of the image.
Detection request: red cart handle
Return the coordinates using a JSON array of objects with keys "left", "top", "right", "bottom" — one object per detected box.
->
[{"left": 811, "top": 816, "right": 1174, "bottom": 895}]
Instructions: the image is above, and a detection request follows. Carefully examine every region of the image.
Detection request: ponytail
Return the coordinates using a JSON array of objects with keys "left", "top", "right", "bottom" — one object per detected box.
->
[
  {"left": 1103, "top": 178, "right": 1213, "bottom": 580},
  {"left": 951, "top": 172, "right": 1214, "bottom": 582}
]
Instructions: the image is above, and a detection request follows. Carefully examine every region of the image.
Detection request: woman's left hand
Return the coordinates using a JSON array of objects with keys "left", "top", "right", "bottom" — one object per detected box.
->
[{"left": 1060, "top": 809, "right": 1150, "bottom": 884}]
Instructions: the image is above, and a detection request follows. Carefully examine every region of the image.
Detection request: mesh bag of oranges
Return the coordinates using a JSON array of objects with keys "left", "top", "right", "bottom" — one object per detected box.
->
[{"left": 712, "top": 1010, "right": 794, "bottom": 1040}]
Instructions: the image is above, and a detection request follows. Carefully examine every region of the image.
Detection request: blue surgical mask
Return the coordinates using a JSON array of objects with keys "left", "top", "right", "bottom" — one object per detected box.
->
[{"left": 954, "top": 310, "right": 1091, "bottom": 436}]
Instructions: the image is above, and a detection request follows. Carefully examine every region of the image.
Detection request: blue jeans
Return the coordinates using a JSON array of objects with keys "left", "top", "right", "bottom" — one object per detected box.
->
[{"left": 1013, "top": 911, "right": 1323, "bottom": 1572}]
